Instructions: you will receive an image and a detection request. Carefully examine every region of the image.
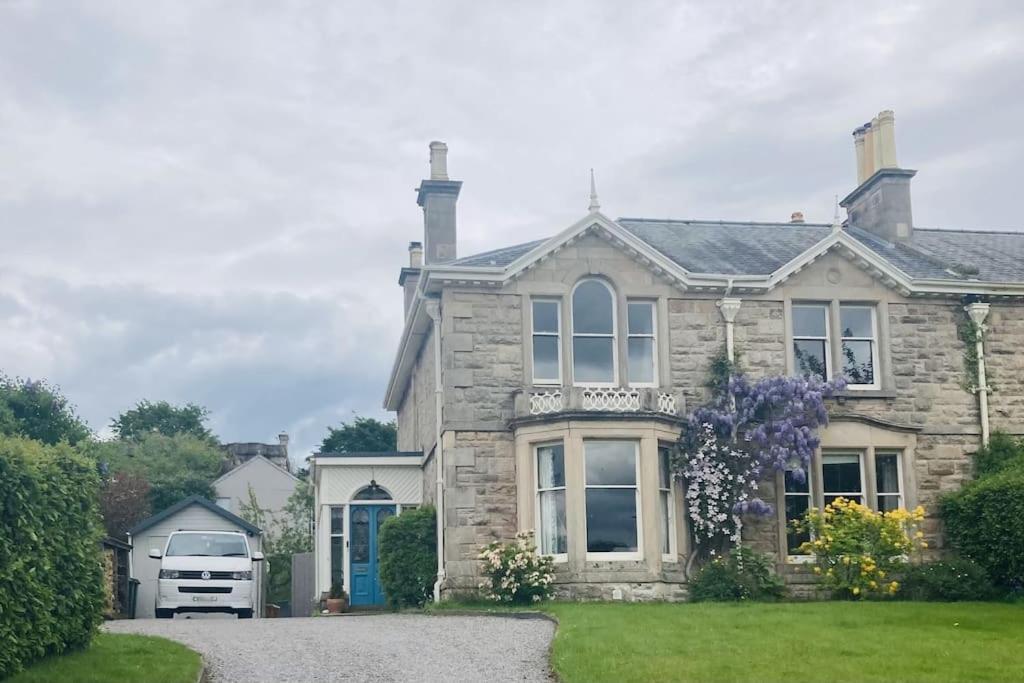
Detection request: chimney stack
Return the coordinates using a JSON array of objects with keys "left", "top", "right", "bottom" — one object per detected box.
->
[
  {"left": 416, "top": 141, "right": 462, "bottom": 264},
  {"left": 399, "top": 241, "right": 423, "bottom": 316},
  {"left": 790, "top": 211, "right": 805, "bottom": 224},
  {"left": 841, "top": 110, "right": 916, "bottom": 243}
]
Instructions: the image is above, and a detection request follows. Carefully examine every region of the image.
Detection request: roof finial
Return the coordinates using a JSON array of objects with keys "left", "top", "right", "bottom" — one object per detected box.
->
[{"left": 588, "top": 168, "right": 600, "bottom": 212}]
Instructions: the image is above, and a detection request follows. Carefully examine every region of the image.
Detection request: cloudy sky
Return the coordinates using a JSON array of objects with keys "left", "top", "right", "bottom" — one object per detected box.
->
[{"left": 1, "top": 1, "right": 1022, "bottom": 463}]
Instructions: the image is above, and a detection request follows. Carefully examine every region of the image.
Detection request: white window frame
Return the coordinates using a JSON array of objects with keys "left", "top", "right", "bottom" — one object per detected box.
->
[
  {"left": 584, "top": 440, "right": 642, "bottom": 561},
  {"left": 657, "top": 444, "right": 676, "bottom": 561},
  {"left": 821, "top": 451, "right": 866, "bottom": 506},
  {"left": 783, "top": 466, "right": 815, "bottom": 563},
  {"left": 839, "top": 304, "right": 880, "bottom": 390},
  {"left": 531, "top": 298, "right": 562, "bottom": 386},
  {"left": 534, "top": 441, "right": 568, "bottom": 563},
  {"left": 792, "top": 303, "right": 832, "bottom": 381},
  {"left": 571, "top": 279, "right": 618, "bottom": 387},
  {"left": 329, "top": 505, "right": 345, "bottom": 590},
  {"left": 874, "top": 450, "right": 905, "bottom": 512},
  {"left": 627, "top": 300, "right": 658, "bottom": 388}
]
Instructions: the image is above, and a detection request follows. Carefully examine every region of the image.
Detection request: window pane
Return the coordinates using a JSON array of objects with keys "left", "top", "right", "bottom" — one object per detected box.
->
[
  {"left": 784, "top": 469, "right": 809, "bottom": 493},
  {"left": 330, "top": 536, "right": 344, "bottom": 586},
  {"left": 876, "top": 453, "right": 900, "bottom": 494},
  {"left": 793, "top": 305, "right": 827, "bottom": 337},
  {"left": 585, "top": 489, "right": 638, "bottom": 553},
  {"left": 660, "top": 491, "right": 671, "bottom": 555},
  {"left": 533, "top": 300, "right": 559, "bottom": 334},
  {"left": 823, "top": 454, "right": 862, "bottom": 495},
  {"left": 627, "top": 302, "right": 653, "bottom": 334},
  {"left": 842, "top": 340, "right": 875, "bottom": 385},
  {"left": 840, "top": 306, "right": 873, "bottom": 338},
  {"left": 538, "top": 490, "right": 567, "bottom": 555},
  {"left": 533, "top": 335, "right": 560, "bottom": 380},
  {"left": 572, "top": 280, "right": 614, "bottom": 334},
  {"left": 350, "top": 508, "right": 370, "bottom": 563},
  {"left": 330, "top": 507, "right": 344, "bottom": 535},
  {"left": 628, "top": 337, "right": 655, "bottom": 384},
  {"left": 573, "top": 337, "right": 614, "bottom": 383},
  {"left": 794, "top": 339, "right": 827, "bottom": 380},
  {"left": 658, "top": 447, "right": 672, "bottom": 489},
  {"left": 537, "top": 443, "right": 565, "bottom": 489},
  {"left": 785, "top": 495, "right": 811, "bottom": 554},
  {"left": 585, "top": 441, "right": 636, "bottom": 485},
  {"left": 877, "top": 495, "right": 901, "bottom": 513}
]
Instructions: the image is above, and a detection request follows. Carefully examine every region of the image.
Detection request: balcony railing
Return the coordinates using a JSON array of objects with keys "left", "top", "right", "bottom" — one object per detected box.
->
[{"left": 513, "top": 386, "right": 685, "bottom": 420}]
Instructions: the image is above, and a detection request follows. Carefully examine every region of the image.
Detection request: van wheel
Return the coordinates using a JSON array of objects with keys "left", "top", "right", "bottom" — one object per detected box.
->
[
  {"left": 155, "top": 609, "right": 174, "bottom": 619},
  {"left": 237, "top": 609, "right": 253, "bottom": 619}
]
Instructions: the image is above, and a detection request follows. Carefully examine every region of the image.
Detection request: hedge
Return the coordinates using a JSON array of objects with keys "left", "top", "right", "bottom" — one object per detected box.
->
[
  {"left": 0, "top": 437, "right": 105, "bottom": 678},
  {"left": 941, "top": 464, "right": 1024, "bottom": 591},
  {"left": 378, "top": 506, "right": 437, "bottom": 608}
]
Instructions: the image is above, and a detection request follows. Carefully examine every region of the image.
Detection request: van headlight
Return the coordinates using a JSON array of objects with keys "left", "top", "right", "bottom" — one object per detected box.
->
[
  {"left": 232, "top": 571, "right": 252, "bottom": 581},
  {"left": 159, "top": 569, "right": 180, "bottom": 579}
]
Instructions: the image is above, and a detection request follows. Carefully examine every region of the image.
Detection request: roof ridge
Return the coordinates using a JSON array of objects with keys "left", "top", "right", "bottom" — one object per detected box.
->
[
  {"left": 915, "top": 226, "right": 1024, "bottom": 236},
  {"left": 618, "top": 217, "right": 833, "bottom": 228}
]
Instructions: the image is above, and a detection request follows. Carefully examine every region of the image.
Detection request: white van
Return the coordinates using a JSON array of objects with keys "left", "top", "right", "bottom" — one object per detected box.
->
[{"left": 149, "top": 530, "right": 264, "bottom": 619}]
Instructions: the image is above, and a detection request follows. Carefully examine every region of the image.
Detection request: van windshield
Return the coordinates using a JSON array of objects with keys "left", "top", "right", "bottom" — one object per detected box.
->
[{"left": 166, "top": 533, "right": 248, "bottom": 558}]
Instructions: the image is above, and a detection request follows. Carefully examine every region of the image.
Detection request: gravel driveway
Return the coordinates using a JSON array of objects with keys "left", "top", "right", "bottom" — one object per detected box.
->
[{"left": 106, "top": 614, "right": 554, "bottom": 682}]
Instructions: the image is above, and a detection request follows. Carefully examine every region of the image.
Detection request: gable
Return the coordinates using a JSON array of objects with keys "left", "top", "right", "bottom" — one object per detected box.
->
[{"left": 777, "top": 250, "right": 900, "bottom": 297}]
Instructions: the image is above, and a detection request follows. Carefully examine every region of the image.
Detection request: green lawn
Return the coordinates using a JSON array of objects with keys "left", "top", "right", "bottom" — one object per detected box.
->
[
  {"left": 7, "top": 633, "right": 202, "bottom": 683},
  {"left": 539, "top": 602, "right": 1024, "bottom": 683}
]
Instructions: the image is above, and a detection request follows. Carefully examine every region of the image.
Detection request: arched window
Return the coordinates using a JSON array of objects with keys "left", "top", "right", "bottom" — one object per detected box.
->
[
  {"left": 352, "top": 481, "right": 393, "bottom": 500},
  {"left": 572, "top": 279, "right": 616, "bottom": 384}
]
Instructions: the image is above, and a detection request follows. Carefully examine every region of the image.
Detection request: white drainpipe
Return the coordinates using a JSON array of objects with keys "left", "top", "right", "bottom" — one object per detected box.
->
[
  {"left": 717, "top": 297, "right": 743, "bottom": 363},
  {"left": 964, "top": 302, "right": 991, "bottom": 446},
  {"left": 423, "top": 298, "right": 446, "bottom": 602}
]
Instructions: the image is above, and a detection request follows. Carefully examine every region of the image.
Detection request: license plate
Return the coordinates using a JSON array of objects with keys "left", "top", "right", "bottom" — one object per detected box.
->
[{"left": 192, "top": 596, "right": 218, "bottom": 602}]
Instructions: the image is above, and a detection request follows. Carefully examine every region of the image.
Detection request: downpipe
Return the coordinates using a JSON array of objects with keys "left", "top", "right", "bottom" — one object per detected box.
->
[
  {"left": 423, "top": 297, "right": 446, "bottom": 602},
  {"left": 964, "top": 303, "right": 991, "bottom": 447}
]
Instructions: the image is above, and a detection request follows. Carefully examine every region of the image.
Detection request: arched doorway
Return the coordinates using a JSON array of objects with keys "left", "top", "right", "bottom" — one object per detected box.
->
[{"left": 349, "top": 481, "right": 396, "bottom": 607}]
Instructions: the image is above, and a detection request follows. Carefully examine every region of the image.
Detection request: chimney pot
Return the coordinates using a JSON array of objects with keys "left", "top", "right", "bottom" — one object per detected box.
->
[
  {"left": 409, "top": 241, "right": 423, "bottom": 267},
  {"left": 278, "top": 432, "right": 289, "bottom": 447},
  {"left": 429, "top": 141, "right": 449, "bottom": 180},
  {"left": 790, "top": 211, "right": 805, "bottom": 223}
]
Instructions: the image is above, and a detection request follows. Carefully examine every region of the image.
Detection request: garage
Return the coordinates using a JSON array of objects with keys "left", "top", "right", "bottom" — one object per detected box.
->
[{"left": 128, "top": 495, "right": 264, "bottom": 618}]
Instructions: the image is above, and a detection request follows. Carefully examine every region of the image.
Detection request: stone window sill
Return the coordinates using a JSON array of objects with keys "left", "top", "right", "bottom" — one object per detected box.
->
[{"left": 835, "top": 389, "right": 897, "bottom": 400}]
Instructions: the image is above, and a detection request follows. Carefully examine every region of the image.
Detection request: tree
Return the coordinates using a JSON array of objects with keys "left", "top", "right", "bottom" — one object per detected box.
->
[
  {"left": 0, "top": 374, "right": 91, "bottom": 445},
  {"left": 319, "top": 415, "right": 396, "bottom": 454},
  {"left": 88, "top": 432, "right": 226, "bottom": 514},
  {"left": 111, "top": 400, "right": 215, "bottom": 442},
  {"left": 240, "top": 484, "right": 313, "bottom": 604},
  {"left": 99, "top": 471, "right": 151, "bottom": 539}
]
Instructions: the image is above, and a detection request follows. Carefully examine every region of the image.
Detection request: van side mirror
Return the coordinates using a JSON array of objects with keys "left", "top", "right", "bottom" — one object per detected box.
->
[
  {"left": 252, "top": 551, "right": 265, "bottom": 561},
  {"left": 148, "top": 549, "right": 162, "bottom": 559}
]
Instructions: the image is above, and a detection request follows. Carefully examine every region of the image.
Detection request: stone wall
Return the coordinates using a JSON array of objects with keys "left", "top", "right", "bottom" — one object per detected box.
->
[
  {"left": 442, "top": 430, "right": 518, "bottom": 591},
  {"left": 984, "top": 303, "right": 1024, "bottom": 433},
  {"left": 396, "top": 329, "right": 437, "bottom": 454}
]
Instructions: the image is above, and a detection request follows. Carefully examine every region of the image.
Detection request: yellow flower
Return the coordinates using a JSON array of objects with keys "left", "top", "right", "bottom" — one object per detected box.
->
[
  {"left": 921, "top": 541, "right": 929, "bottom": 549},
  {"left": 869, "top": 581, "right": 877, "bottom": 589},
  {"left": 813, "top": 566, "right": 822, "bottom": 575},
  {"left": 914, "top": 531, "right": 924, "bottom": 539},
  {"left": 852, "top": 587, "right": 861, "bottom": 596}
]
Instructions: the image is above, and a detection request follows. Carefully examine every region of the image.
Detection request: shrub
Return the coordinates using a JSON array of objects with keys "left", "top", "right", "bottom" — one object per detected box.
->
[
  {"left": 688, "top": 547, "right": 785, "bottom": 602},
  {"left": 478, "top": 531, "right": 555, "bottom": 604},
  {"left": 897, "top": 558, "right": 997, "bottom": 601},
  {"left": 973, "top": 432, "right": 1024, "bottom": 477},
  {"left": 797, "top": 497, "right": 926, "bottom": 599},
  {"left": 378, "top": 506, "right": 437, "bottom": 608},
  {"left": 941, "top": 466, "right": 1024, "bottom": 590},
  {"left": 0, "top": 436, "right": 105, "bottom": 678}
]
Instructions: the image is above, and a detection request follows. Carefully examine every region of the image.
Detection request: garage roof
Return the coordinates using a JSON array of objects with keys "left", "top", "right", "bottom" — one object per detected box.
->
[{"left": 128, "top": 494, "right": 261, "bottom": 536}]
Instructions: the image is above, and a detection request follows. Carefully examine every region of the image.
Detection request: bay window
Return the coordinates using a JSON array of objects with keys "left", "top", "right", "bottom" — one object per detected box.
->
[
  {"left": 531, "top": 299, "right": 561, "bottom": 384},
  {"left": 584, "top": 440, "right": 640, "bottom": 557},
  {"left": 571, "top": 280, "right": 617, "bottom": 385},
  {"left": 627, "top": 301, "right": 657, "bottom": 386},
  {"left": 536, "top": 442, "right": 567, "bottom": 557}
]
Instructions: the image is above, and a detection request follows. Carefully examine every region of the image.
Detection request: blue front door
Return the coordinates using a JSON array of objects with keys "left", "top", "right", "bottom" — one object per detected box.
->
[{"left": 349, "top": 505, "right": 395, "bottom": 606}]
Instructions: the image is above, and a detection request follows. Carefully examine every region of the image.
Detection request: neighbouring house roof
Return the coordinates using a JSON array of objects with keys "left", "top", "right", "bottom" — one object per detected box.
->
[
  {"left": 315, "top": 451, "right": 422, "bottom": 458},
  {"left": 449, "top": 239, "right": 546, "bottom": 267},
  {"left": 127, "top": 494, "right": 262, "bottom": 537},
  {"left": 212, "top": 454, "right": 300, "bottom": 487}
]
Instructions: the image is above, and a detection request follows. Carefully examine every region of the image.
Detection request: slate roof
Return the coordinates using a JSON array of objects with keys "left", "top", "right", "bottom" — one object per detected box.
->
[
  {"left": 128, "top": 495, "right": 261, "bottom": 537},
  {"left": 447, "top": 217, "right": 1024, "bottom": 284}
]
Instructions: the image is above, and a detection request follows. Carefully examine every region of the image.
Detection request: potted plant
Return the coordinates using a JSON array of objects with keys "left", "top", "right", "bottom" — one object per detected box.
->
[{"left": 325, "top": 583, "right": 348, "bottom": 614}]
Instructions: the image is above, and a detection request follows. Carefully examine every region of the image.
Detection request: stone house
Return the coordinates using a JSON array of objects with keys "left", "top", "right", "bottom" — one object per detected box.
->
[{"left": 321, "top": 111, "right": 1024, "bottom": 602}]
